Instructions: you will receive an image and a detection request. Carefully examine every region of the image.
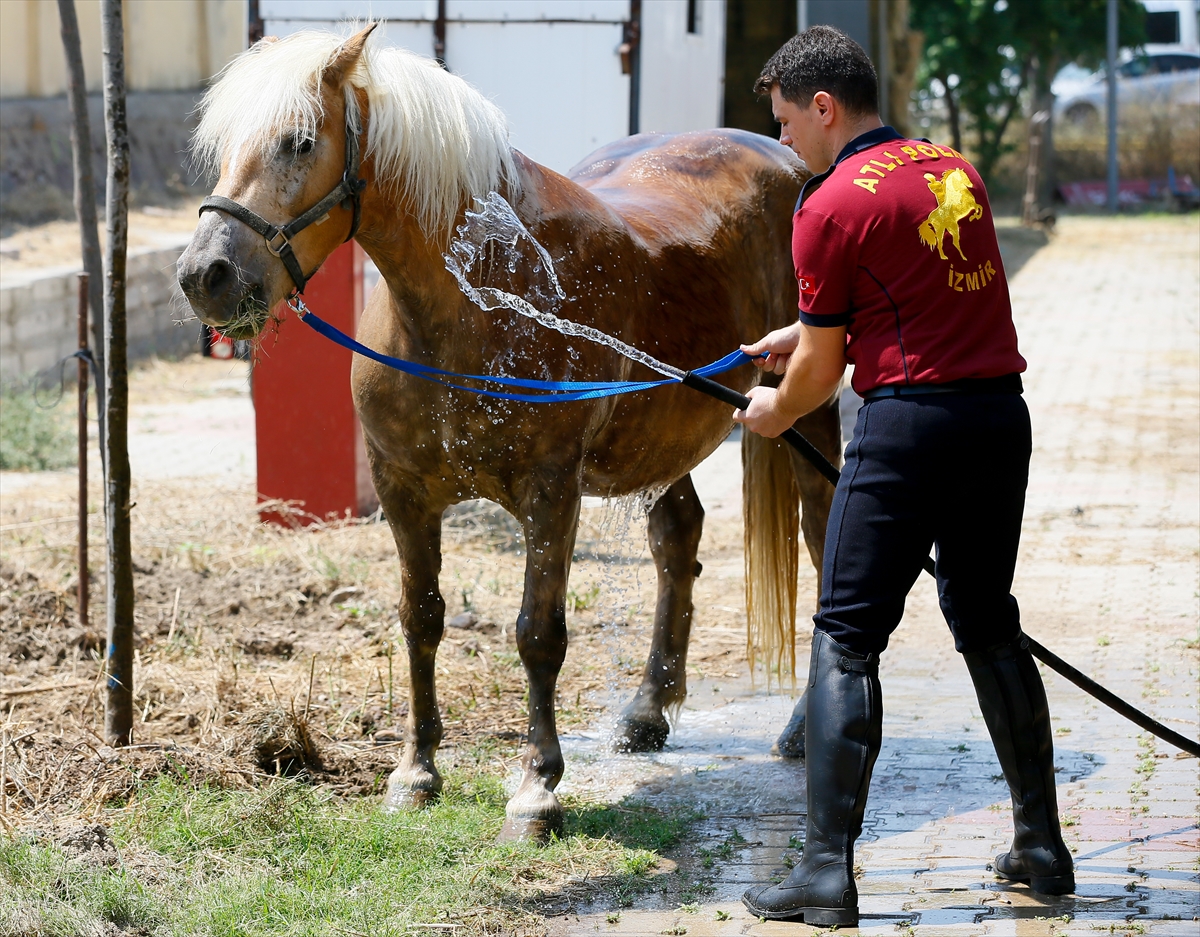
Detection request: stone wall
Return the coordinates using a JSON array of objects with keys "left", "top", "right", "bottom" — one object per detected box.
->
[
  {"left": 0, "top": 240, "right": 200, "bottom": 384},
  {"left": 0, "top": 91, "right": 210, "bottom": 229}
]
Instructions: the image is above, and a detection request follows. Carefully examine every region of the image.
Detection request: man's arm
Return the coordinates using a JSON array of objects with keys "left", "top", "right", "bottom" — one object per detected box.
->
[{"left": 733, "top": 322, "right": 848, "bottom": 437}]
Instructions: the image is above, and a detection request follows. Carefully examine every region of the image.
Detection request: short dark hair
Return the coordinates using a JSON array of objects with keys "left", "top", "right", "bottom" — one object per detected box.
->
[{"left": 754, "top": 26, "right": 879, "bottom": 117}]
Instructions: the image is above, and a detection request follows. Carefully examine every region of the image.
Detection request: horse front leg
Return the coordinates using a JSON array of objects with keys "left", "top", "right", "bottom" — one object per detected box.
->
[
  {"left": 499, "top": 474, "right": 582, "bottom": 843},
  {"left": 377, "top": 481, "right": 449, "bottom": 811},
  {"left": 613, "top": 474, "right": 705, "bottom": 752}
]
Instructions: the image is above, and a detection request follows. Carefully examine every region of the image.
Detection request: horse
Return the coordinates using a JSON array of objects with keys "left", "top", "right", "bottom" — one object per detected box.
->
[
  {"left": 177, "top": 25, "right": 841, "bottom": 841},
  {"left": 917, "top": 167, "right": 984, "bottom": 262}
]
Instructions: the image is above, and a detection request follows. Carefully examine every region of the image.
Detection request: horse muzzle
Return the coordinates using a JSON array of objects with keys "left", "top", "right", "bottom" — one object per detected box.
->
[{"left": 177, "top": 234, "right": 273, "bottom": 339}]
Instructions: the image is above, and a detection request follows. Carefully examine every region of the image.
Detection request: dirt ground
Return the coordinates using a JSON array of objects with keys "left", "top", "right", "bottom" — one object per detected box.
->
[
  {"left": 1, "top": 215, "right": 1197, "bottom": 934},
  {"left": 0, "top": 200, "right": 203, "bottom": 273},
  {"left": 0, "top": 349, "right": 753, "bottom": 820}
]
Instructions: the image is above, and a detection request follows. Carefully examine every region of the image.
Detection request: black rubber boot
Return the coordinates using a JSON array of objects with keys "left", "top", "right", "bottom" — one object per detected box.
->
[
  {"left": 771, "top": 691, "right": 807, "bottom": 759},
  {"left": 964, "top": 633, "right": 1075, "bottom": 896},
  {"left": 743, "top": 632, "right": 882, "bottom": 926}
]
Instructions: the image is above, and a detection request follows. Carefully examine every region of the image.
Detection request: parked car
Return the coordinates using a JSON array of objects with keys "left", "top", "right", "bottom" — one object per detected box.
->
[{"left": 1054, "top": 52, "right": 1200, "bottom": 127}]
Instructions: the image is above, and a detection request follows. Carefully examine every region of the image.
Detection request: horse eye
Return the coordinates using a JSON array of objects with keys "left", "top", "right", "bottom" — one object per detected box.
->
[{"left": 281, "top": 135, "right": 314, "bottom": 157}]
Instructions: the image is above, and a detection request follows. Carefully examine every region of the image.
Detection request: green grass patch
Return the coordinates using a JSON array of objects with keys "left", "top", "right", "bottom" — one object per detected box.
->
[
  {"left": 0, "top": 769, "right": 703, "bottom": 936},
  {"left": 0, "top": 384, "right": 76, "bottom": 471}
]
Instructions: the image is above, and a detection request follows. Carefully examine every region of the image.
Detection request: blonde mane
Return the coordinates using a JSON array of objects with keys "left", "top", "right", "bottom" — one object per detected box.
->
[{"left": 192, "top": 29, "right": 517, "bottom": 238}]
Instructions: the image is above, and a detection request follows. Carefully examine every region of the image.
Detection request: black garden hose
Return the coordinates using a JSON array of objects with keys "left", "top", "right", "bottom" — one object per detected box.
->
[{"left": 680, "top": 370, "right": 1200, "bottom": 758}]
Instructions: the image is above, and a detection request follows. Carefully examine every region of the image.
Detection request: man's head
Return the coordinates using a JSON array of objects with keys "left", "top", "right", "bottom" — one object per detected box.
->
[{"left": 755, "top": 26, "right": 882, "bottom": 174}]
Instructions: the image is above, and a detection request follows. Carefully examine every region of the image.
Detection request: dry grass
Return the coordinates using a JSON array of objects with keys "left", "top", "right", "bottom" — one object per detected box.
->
[{"left": 0, "top": 467, "right": 757, "bottom": 827}]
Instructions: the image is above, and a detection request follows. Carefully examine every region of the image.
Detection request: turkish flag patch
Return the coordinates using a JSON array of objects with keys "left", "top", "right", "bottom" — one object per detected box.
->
[{"left": 797, "top": 276, "right": 817, "bottom": 293}]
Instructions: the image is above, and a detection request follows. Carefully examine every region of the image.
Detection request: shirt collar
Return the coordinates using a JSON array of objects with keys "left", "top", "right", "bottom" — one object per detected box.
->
[
  {"left": 795, "top": 125, "right": 904, "bottom": 213},
  {"left": 833, "top": 124, "right": 904, "bottom": 166}
]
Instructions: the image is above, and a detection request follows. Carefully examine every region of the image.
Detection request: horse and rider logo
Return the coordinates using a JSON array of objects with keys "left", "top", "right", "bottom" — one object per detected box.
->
[{"left": 918, "top": 168, "right": 983, "bottom": 261}]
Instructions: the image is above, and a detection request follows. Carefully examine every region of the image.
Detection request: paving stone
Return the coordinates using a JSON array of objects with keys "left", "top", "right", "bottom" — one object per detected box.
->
[{"left": 563, "top": 219, "right": 1199, "bottom": 935}]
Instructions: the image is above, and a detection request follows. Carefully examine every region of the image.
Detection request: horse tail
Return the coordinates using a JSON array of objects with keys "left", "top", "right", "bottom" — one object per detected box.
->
[{"left": 742, "top": 428, "right": 801, "bottom": 687}]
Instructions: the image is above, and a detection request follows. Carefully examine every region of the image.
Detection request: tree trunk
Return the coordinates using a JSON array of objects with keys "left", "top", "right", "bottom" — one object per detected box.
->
[
  {"left": 100, "top": 0, "right": 134, "bottom": 747},
  {"left": 941, "top": 74, "right": 963, "bottom": 152},
  {"left": 56, "top": 0, "right": 106, "bottom": 467}
]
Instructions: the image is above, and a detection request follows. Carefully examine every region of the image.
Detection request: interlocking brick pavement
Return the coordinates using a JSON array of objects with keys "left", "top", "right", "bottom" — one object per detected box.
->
[{"left": 551, "top": 217, "right": 1198, "bottom": 936}]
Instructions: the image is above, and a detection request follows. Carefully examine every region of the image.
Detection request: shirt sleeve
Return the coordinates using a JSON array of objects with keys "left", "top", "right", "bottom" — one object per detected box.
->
[{"left": 792, "top": 208, "right": 858, "bottom": 327}]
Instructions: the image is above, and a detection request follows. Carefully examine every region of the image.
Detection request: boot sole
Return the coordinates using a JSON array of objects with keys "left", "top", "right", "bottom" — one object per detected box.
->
[
  {"left": 741, "top": 896, "right": 858, "bottom": 926},
  {"left": 995, "top": 869, "right": 1075, "bottom": 896}
]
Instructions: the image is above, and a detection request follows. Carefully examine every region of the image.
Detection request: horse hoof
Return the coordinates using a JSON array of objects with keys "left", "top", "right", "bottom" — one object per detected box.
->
[
  {"left": 381, "top": 787, "right": 437, "bottom": 811},
  {"left": 612, "top": 715, "right": 669, "bottom": 753},
  {"left": 773, "top": 693, "right": 807, "bottom": 760},
  {"left": 382, "top": 764, "right": 442, "bottom": 811},
  {"left": 497, "top": 811, "right": 564, "bottom": 844}
]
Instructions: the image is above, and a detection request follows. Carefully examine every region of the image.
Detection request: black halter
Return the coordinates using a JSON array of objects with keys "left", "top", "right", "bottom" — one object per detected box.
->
[{"left": 199, "top": 101, "right": 367, "bottom": 294}]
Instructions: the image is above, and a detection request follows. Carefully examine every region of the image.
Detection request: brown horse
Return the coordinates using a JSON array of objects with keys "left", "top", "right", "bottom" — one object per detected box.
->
[{"left": 177, "top": 26, "right": 840, "bottom": 840}]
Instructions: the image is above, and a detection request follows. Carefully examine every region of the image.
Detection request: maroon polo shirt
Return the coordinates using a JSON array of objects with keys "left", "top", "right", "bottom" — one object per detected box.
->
[{"left": 793, "top": 129, "right": 1026, "bottom": 394}]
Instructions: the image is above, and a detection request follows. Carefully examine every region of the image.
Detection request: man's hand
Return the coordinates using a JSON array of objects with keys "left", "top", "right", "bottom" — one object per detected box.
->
[
  {"left": 742, "top": 323, "right": 802, "bottom": 375},
  {"left": 732, "top": 385, "right": 795, "bottom": 438},
  {"left": 735, "top": 321, "right": 848, "bottom": 437}
]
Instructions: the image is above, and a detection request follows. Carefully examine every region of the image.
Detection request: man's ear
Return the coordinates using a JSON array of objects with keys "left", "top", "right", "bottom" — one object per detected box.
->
[
  {"left": 812, "top": 91, "right": 837, "bottom": 127},
  {"left": 323, "top": 23, "right": 377, "bottom": 88}
]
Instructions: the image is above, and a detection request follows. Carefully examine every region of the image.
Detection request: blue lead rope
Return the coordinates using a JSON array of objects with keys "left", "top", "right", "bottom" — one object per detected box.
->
[{"left": 298, "top": 308, "right": 756, "bottom": 403}]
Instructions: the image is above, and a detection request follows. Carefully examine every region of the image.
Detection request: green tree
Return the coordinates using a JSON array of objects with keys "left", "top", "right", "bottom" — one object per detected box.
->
[{"left": 912, "top": 0, "right": 1145, "bottom": 182}]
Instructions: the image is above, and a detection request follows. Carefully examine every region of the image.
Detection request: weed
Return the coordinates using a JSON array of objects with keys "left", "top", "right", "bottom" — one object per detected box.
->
[
  {"left": 715, "top": 909, "right": 731, "bottom": 921},
  {"left": 567, "top": 584, "right": 601, "bottom": 613},
  {"left": 0, "top": 772, "right": 703, "bottom": 936},
  {"left": 0, "top": 384, "right": 76, "bottom": 471}
]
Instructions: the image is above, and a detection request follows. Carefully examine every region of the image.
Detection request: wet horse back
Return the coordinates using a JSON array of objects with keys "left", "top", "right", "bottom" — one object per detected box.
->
[{"left": 571, "top": 130, "right": 807, "bottom": 493}]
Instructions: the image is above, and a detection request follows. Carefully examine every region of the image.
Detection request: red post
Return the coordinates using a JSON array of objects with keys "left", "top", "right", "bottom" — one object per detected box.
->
[
  {"left": 253, "top": 242, "right": 377, "bottom": 526},
  {"left": 77, "top": 272, "right": 89, "bottom": 629}
]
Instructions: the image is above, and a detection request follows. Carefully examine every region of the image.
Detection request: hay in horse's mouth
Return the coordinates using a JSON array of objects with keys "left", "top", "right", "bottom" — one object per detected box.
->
[{"left": 215, "top": 292, "right": 272, "bottom": 340}]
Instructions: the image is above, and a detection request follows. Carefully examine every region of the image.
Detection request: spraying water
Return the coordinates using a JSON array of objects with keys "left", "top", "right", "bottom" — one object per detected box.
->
[{"left": 443, "top": 192, "right": 684, "bottom": 381}]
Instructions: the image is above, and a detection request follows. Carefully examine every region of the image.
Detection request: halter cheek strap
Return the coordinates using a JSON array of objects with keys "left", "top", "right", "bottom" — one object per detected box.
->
[{"left": 198, "top": 100, "right": 367, "bottom": 294}]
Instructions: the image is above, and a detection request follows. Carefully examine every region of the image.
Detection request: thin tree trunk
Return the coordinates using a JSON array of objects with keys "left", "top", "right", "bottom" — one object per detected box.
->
[
  {"left": 101, "top": 0, "right": 134, "bottom": 747},
  {"left": 939, "top": 72, "right": 963, "bottom": 152},
  {"left": 56, "top": 0, "right": 106, "bottom": 469}
]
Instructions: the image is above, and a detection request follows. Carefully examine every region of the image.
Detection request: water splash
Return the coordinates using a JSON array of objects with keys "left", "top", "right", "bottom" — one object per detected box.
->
[{"left": 443, "top": 192, "right": 683, "bottom": 380}]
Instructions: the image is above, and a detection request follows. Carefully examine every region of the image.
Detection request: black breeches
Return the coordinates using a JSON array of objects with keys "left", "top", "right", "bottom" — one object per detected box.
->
[{"left": 813, "top": 393, "right": 1032, "bottom": 656}]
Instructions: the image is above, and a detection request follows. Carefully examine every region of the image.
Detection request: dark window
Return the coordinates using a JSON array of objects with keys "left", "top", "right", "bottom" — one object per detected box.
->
[
  {"left": 1154, "top": 53, "right": 1200, "bottom": 73},
  {"left": 1119, "top": 56, "right": 1152, "bottom": 77},
  {"left": 687, "top": 0, "right": 699, "bottom": 34},
  {"left": 1145, "top": 10, "right": 1181, "bottom": 44}
]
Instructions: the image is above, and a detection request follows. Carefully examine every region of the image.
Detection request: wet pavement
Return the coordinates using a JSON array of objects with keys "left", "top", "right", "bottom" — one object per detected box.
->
[{"left": 550, "top": 217, "right": 1200, "bottom": 935}]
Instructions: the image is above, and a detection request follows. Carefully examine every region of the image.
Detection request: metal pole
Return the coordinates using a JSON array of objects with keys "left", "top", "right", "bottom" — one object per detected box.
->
[
  {"left": 877, "top": 0, "right": 890, "bottom": 125},
  {"left": 1106, "top": 0, "right": 1119, "bottom": 212},
  {"left": 627, "top": 0, "right": 643, "bottom": 135},
  {"left": 434, "top": 0, "right": 447, "bottom": 68},
  {"left": 77, "top": 273, "right": 89, "bottom": 631}
]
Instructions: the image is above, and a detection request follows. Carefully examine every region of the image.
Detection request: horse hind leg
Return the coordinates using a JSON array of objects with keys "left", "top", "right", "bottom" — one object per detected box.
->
[
  {"left": 613, "top": 474, "right": 705, "bottom": 753},
  {"left": 378, "top": 485, "right": 448, "bottom": 811},
  {"left": 499, "top": 473, "right": 582, "bottom": 843},
  {"left": 773, "top": 387, "right": 843, "bottom": 760},
  {"left": 950, "top": 221, "right": 969, "bottom": 261}
]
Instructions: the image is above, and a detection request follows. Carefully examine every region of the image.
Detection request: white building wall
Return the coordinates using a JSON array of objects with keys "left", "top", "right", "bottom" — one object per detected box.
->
[
  {"left": 261, "top": 0, "right": 727, "bottom": 175},
  {"left": 638, "top": 0, "right": 725, "bottom": 134}
]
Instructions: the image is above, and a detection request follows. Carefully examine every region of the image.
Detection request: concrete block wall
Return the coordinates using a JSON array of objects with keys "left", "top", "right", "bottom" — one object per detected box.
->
[{"left": 0, "top": 239, "right": 200, "bottom": 385}]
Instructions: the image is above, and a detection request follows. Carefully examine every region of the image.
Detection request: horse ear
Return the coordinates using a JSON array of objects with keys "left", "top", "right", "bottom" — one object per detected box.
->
[{"left": 323, "top": 23, "right": 377, "bottom": 88}]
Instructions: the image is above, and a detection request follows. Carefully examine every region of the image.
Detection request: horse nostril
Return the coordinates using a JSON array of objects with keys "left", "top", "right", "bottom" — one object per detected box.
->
[{"left": 201, "top": 259, "right": 235, "bottom": 298}]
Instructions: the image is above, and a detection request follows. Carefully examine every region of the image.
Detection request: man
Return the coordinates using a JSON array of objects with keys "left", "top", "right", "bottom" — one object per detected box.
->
[{"left": 734, "top": 26, "right": 1074, "bottom": 926}]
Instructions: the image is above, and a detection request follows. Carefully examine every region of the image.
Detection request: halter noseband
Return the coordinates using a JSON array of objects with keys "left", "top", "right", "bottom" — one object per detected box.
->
[{"left": 198, "top": 100, "right": 367, "bottom": 294}]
